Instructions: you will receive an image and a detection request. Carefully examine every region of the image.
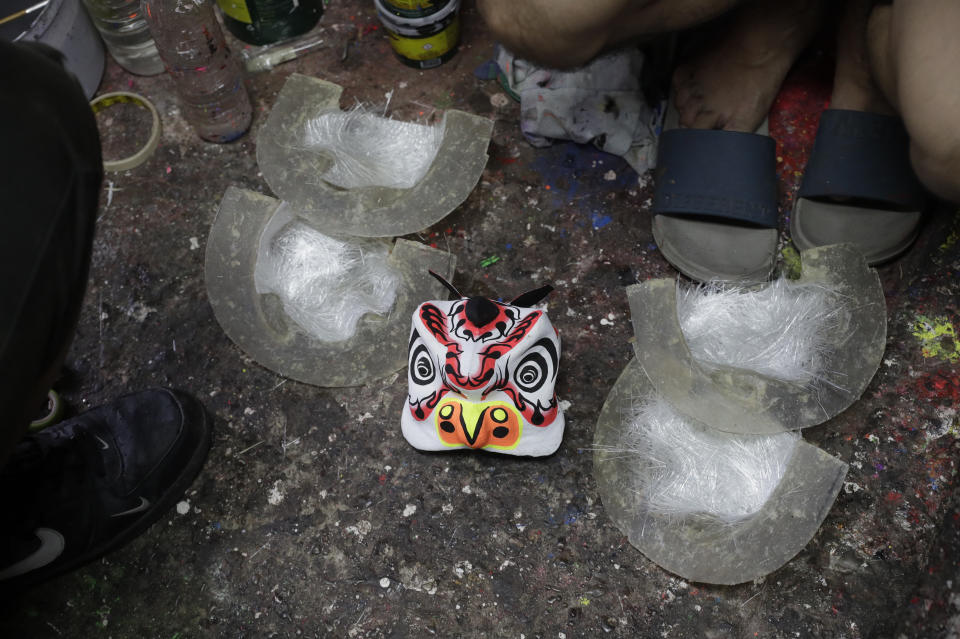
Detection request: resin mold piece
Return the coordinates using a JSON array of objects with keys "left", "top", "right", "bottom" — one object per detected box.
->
[
  {"left": 629, "top": 243, "right": 886, "bottom": 434},
  {"left": 257, "top": 74, "right": 495, "bottom": 238},
  {"left": 593, "top": 358, "right": 847, "bottom": 585},
  {"left": 205, "top": 187, "right": 456, "bottom": 387},
  {"left": 401, "top": 278, "right": 564, "bottom": 457}
]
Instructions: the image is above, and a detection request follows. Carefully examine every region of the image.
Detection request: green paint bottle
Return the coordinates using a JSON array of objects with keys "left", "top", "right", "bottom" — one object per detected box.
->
[{"left": 216, "top": 0, "right": 323, "bottom": 46}]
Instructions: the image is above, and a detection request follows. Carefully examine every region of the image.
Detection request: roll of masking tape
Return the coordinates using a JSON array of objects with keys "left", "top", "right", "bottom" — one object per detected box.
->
[{"left": 89, "top": 92, "right": 161, "bottom": 172}]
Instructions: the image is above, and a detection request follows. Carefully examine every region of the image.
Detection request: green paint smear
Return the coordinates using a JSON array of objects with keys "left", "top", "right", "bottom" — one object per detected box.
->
[
  {"left": 781, "top": 245, "right": 803, "bottom": 280},
  {"left": 480, "top": 255, "right": 500, "bottom": 268},
  {"left": 940, "top": 208, "right": 960, "bottom": 252},
  {"left": 941, "top": 229, "right": 959, "bottom": 253},
  {"left": 912, "top": 315, "right": 959, "bottom": 362}
]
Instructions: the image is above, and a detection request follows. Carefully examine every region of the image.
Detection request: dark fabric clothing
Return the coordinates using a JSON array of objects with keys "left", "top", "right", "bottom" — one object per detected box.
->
[{"left": 0, "top": 41, "right": 102, "bottom": 464}]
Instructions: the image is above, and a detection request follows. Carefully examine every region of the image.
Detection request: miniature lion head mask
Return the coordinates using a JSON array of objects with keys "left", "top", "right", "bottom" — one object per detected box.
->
[{"left": 400, "top": 274, "right": 564, "bottom": 457}]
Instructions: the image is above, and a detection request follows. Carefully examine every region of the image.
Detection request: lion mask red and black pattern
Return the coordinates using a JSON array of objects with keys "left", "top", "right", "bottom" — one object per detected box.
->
[{"left": 401, "top": 274, "right": 564, "bottom": 457}]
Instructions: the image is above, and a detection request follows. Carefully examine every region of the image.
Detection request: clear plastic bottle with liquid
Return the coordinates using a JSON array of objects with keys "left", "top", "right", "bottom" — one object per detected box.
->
[
  {"left": 143, "top": 0, "right": 253, "bottom": 143},
  {"left": 81, "top": 0, "right": 165, "bottom": 75}
]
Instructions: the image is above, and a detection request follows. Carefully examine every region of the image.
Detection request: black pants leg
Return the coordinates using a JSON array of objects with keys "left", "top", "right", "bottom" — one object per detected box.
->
[{"left": 0, "top": 42, "right": 103, "bottom": 466}]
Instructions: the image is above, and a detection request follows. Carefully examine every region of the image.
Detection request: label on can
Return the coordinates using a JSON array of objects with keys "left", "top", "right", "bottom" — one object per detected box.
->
[
  {"left": 217, "top": 0, "right": 253, "bottom": 24},
  {"left": 387, "top": 16, "right": 459, "bottom": 61},
  {"left": 386, "top": 0, "right": 435, "bottom": 10}
]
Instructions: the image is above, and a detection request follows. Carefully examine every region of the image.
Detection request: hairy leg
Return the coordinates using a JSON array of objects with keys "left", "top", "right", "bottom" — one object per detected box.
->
[
  {"left": 864, "top": 0, "right": 960, "bottom": 202},
  {"left": 672, "top": 0, "right": 823, "bottom": 132},
  {"left": 478, "top": 0, "right": 742, "bottom": 69},
  {"left": 829, "top": 0, "right": 894, "bottom": 114}
]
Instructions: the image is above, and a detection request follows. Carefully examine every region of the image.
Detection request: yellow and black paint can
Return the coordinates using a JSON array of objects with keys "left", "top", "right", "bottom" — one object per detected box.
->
[{"left": 374, "top": 0, "right": 460, "bottom": 69}]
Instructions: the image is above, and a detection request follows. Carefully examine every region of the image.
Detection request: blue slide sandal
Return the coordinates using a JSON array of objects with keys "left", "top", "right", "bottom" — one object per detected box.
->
[
  {"left": 791, "top": 109, "right": 926, "bottom": 264},
  {"left": 652, "top": 125, "right": 779, "bottom": 283}
]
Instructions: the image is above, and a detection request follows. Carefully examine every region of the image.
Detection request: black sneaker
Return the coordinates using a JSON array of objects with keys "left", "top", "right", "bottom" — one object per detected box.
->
[{"left": 0, "top": 388, "right": 212, "bottom": 591}]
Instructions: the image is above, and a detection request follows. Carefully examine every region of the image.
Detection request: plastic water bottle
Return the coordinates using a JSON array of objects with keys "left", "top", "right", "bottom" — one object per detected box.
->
[
  {"left": 216, "top": 0, "right": 323, "bottom": 46},
  {"left": 143, "top": 0, "right": 252, "bottom": 143},
  {"left": 81, "top": 0, "right": 164, "bottom": 75}
]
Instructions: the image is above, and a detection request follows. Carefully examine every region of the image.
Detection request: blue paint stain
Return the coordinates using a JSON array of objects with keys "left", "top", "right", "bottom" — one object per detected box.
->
[
  {"left": 591, "top": 212, "right": 612, "bottom": 229},
  {"left": 524, "top": 144, "right": 642, "bottom": 239},
  {"left": 505, "top": 243, "right": 513, "bottom": 250},
  {"left": 473, "top": 59, "right": 500, "bottom": 81},
  {"left": 528, "top": 143, "right": 635, "bottom": 203},
  {"left": 562, "top": 504, "right": 583, "bottom": 526}
]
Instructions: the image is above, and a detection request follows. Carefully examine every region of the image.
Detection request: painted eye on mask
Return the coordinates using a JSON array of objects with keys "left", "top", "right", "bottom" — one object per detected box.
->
[
  {"left": 409, "top": 341, "right": 436, "bottom": 385},
  {"left": 512, "top": 338, "right": 557, "bottom": 394},
  {"left": 405, "top": 332, "right": 449, "bottom": 422}
]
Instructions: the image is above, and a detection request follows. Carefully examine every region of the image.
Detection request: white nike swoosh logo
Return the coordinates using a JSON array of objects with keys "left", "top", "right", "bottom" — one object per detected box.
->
[
  {"left": 0, "top": 528, "right": 65, "bottom": 580},
  {"left": 94, "top": 435, "right": 110, "bottom": 450},
  {"left": 111, "top": 496, "right": 151, "bottom": 518}
]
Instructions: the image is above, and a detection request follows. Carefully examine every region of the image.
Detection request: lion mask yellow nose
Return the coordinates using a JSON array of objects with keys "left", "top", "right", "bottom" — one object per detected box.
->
[{"left": 435, "top": 400, "right": 522, "bottom": 450}]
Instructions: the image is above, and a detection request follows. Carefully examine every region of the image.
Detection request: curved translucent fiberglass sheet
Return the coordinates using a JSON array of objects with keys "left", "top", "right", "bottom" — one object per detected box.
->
[
  {"left": 256, "top": 74, "right": 494, "bottom": 238},
  {"left": 628, "top": 243, "right": 886, "bottom": 434},
  {"left": 594, "top": 358, "right": 847, "bottom": 585},
  {"left": 205, "top": 187, "right": 456, "bottom": 387}
]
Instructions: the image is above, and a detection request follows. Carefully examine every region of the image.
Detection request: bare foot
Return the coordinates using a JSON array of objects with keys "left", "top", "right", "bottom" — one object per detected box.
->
[
  {"left": 672, "top": 0, "right": 823, "bottom": 132},
  {"left": 830, "top": 0, "right": 896, "bottom": 114}
]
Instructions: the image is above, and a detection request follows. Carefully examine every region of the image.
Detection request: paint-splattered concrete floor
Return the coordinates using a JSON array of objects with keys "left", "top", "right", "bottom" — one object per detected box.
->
[{"left": 3, "top": 2, "right": 960, "bottom": 637}]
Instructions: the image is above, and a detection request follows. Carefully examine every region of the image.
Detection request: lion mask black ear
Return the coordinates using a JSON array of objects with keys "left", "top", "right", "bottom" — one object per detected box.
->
[
  {"left": 429, "top": 270, "right": 553, "bottom": 307},
  {"left": 510, "top": 285, "right": 554, "bottom": 308},
  {"left": 428, "top": 270, "right": 463, "bottom": 298}
]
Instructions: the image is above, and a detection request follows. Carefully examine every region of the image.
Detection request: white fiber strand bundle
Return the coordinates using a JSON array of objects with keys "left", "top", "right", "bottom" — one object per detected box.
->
[
  {"left": 676, "top": 279, "right": 844, "bottom": 385},
  {"left": 255, "top": 222, "right": 400, "bottom": 342},
  {"left": 623, "top": 394, "right": 799, "bottom": 522},
  {"left": 302, "top": 106, "right": 445, "bottom": 190}
]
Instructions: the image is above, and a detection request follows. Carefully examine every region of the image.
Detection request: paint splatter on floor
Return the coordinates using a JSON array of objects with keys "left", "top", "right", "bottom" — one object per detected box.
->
[{"left": 912, "top": 315, "right": 959, "bottom": 362}]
